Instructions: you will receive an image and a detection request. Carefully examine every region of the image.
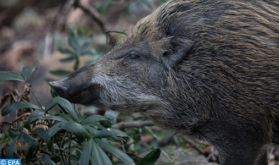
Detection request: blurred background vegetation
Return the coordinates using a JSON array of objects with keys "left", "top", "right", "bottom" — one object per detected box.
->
[{"left": 2, "top": 0, "right": 274, "bottom": 164}]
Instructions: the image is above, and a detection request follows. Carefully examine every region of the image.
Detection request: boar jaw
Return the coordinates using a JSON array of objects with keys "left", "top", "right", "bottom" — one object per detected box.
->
[{"left": 90, "top": 74, "right": 164, "bottom": 112}]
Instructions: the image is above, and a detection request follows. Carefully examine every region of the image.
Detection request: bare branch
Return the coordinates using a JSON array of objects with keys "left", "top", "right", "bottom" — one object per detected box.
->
[
  {"left": 112, "top": 120, "right": 154, "bottom": 129},
  {"left": 44, "top": 0, "right": 73, "bottom": 59},
  {"left": 183, "top": 136, "right": 206, "bottom": 156},
  {"left": 72, "top": 0, "right": 116, "bottom": 45}
]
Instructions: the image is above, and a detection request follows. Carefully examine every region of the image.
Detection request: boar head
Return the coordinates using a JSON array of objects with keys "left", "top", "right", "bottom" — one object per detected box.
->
[{"left": 50, "top": 32, "right": 192, "bottom": 112}]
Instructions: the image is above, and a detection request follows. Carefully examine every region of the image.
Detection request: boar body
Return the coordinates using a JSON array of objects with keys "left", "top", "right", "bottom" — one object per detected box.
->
[{"left": 50, "top": 0, "right": 279, "bottom": 164}]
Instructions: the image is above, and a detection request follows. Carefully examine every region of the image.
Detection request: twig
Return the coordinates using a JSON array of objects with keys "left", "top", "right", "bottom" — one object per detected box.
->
[
  {"left": 112, "top": 120, "right": 154, "bottom": 129},
  {"left": 183, "top": 136, "right": 206, "bottom": 156},
  {"left": 72, "top": 0, "right": 116, "bottom": 45},
  {"left": 105, "top": 30, "right": 127, "bottom": 36},
  {"left": 13, "top": 112, "right": 31, "bottom": 123}
]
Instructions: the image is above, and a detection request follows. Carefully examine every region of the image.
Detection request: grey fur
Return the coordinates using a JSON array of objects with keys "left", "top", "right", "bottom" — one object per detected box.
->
[{"left": 50, "top": 0, "right": 279, "bottom": 164}]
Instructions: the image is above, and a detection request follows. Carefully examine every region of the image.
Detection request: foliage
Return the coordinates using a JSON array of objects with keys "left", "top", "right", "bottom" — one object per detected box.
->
[
  {"left": 0, "top": 30, "right": 162, "bottom": 165},
  {"left": 0, "top": 68, "right": 136, "bottom": 164},
  {"left": 0, "top": 67, "right": 35, "bottom": 82},
  {"left": 0, "top": 0, "right": 221, "bottom": 164},
  {"left": 51, "top": 29, "right": 100, "bottom": 77}
]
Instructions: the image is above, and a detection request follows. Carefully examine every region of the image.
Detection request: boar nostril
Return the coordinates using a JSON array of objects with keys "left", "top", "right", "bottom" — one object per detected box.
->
[{"left": 49, "top": 81, "right": 68, "bottom": 95}]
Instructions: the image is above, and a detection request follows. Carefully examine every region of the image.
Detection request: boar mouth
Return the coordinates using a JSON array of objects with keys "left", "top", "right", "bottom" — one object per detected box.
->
[
  {"left": 67, "top": 84, "right": 104, "bottom": 106},
  {"left": 50, "top": 80, "right": 104, "bottom": 107},
  {"left": 71, "top": 90, "right": 104, "bottom": 107}
]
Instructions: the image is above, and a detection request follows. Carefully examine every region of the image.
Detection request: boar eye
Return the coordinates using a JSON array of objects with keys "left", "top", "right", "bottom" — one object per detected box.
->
[{"left": 126, "top": 51, "right": 140, "bottom": 60}]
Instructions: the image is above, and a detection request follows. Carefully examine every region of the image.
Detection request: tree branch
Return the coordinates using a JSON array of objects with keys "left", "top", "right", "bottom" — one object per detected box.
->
[
  {"left": 72, "top": 0, "right": 116, "bottom": 45},
  {"left": 112, "top": 120, "right": 154, "bottom": 129},
  {"left": 183, "top": 136, "right": 206, "bottom": 156}
]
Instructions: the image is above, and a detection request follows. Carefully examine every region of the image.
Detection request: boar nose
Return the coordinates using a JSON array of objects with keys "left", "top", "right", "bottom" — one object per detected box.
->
[{"left": 49, "top": 80, "right": 68, "bottom": 96}]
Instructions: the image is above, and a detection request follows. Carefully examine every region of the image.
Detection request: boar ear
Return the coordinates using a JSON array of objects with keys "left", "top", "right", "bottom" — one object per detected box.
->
[{"left": 161, "top": 37, "right": 193, "bottom": 70}]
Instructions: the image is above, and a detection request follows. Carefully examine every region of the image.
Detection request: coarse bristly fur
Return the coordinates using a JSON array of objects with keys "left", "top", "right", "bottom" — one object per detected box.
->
[{"left": 50, "top": 0, "right": 279, "bottom": 164}]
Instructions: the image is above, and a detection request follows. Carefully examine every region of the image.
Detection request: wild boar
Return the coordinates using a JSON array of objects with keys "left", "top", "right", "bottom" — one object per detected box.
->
[{"left": 50, "top": 0, "right": 279, "bottom": 164}]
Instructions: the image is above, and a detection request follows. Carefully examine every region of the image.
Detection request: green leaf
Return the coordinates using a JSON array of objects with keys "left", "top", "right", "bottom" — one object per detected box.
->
[
  {"left": 58, "top": 47, "right": 75, "bottom": 56},
  {"left": 2, "top": 101, "right": 40, "bottom": 116},
  {"left": 46, "top": 97, "right": 79, "bottom": 122},
  {"left": 6, "top": 140, "right": 16, "bottom": 157},
  {"left": 39, "top": 153, "right": 56, "bottom": 165},
  {"left": 0, "top": 71, "right": 24, "bottom": 81},
  {"left": 68, "top": 31, "right": 81, "bottom": 53},
  {"left": 97, "top": 139, "right": 134, "bottom": 165},
  {"left": 8, "top": 127, "right": 21, "bottom": 138},
  {"left": 84, "top": 125, "right": 98, "bottom": 135},
  {"left": 80, "top": 48, "right": 97, "bottom": 56},
  {"left": 48, "top": 122, "right": 63, "bottom": 137},
  {"left": 60, "top": 122, "right": 90, "bottom": 138},
  {"left": 21, "top": 131, "right": 36, "bottom": 145},
  {"left": 60, "top": 56, "right": 76, "bottom": 63},
  {"left": 34, "top": 127, "right": 50, "bottom": 143},
  {"left": 91, "top": 140, "right": 112, "bottom": 165},
  {"left": 60, "top": 113, "right": 76, "bottom": 122},
  {"left": 21, "top": 133, "right": 37, "bottom": 146},
  {"left": 137, "top": 149, "right": 161, "bottom": 165},
  {"left": 44, "top": 115, "right": 67, "bottom": 122},
  {"left": 81, "top": 115, "right": 108, "bottom": 125},
  {"left": 50, "top": 69, "right": 71, "bottom": 76},
  {"left": 24, "top": 110, "right": 44, "bottom": 125},
  {"left": 95, "top": 128, "right": 128, "bottom": 138},
  {"left": 80, "top": 140, "right": 92, "bottom": 165},
  {"left": 20, "top": 132, "right": 38, "bottom": 162},
  {"left": 100, "top": 120, "right": 112, "bottom": 128},
  {"left": 0, "top": 133, "right": 12, "bottom": 150},
  {"left": 80, "top": 37, "right": 92, "bottom": 49},
  {"left": 21, "top": 66, "right": 35, "bottom": 81}
]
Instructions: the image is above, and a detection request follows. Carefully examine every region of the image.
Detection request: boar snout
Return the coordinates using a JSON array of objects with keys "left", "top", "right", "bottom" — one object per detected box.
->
[
  {"left": 49, "top": 76, "right": 102, "bottom": 106},
  {"left": 49, "top": 79, "right": 69, "bottom": 98}
]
